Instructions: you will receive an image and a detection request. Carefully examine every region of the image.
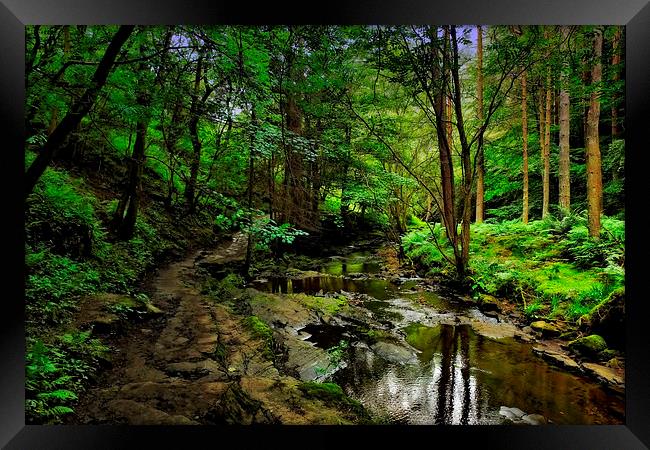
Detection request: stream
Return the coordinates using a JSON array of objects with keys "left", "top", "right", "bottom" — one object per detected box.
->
[{"left": 251, "top": 249, "right": 625, "bottom": 425}]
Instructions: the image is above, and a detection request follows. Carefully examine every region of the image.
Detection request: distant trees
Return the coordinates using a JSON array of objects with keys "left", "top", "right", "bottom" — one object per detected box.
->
[{"left": 23, "top": 24, "right": 624, "bottom": 277}]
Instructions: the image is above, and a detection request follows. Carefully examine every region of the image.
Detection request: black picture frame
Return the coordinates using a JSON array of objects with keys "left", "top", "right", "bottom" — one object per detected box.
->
[{"left": 2, "top": 1, "right": 648, "bottom": 448}]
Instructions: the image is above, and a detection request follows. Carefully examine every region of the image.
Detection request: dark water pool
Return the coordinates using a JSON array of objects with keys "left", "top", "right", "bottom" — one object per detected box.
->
[{"left": 252, "top": 251, "right": 624, "bottom": 425}]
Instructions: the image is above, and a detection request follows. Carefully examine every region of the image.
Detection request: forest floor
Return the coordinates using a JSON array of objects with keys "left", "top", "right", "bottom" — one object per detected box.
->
[{"left": 72, "top": 233, "right": 367, "bottom": 425}]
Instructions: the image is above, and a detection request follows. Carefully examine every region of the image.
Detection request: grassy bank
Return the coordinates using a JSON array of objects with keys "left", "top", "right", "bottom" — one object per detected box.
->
[{"left": 402, "top": 215, "right": 624, "bottom": 326}]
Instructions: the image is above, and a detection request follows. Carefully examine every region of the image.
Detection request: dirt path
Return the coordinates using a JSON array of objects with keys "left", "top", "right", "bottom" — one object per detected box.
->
[{"left": 73, "top": 233, "right": 364, "bottom": 425}]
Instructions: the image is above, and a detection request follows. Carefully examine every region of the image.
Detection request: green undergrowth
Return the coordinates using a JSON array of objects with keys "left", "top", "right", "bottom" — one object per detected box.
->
[
  {"left": 402, "top": 215, "right": 625, "bottom": 323},
  {"left": 24, "top": 162, "right": 214, "bottom": 423},
  {"left": 288, "top": 293, "right": 348, "bottom": 316},
  {"left": 297, "top": 381, "right": 370, "bottom": 422},
  {"left": 242, "top": 315, "right": 275, "bottom": 359}
]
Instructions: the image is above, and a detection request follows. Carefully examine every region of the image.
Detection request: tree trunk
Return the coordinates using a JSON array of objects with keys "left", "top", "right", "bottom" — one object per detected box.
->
[
  {"left": 340, "top": 125, "right": 351, "bottom": 229},
  {"left": 185, "top": 52, "right": 204, "bottom": 213},
  {"left": 542, "top": 67, "right": 551, "bottom": 219},
  {"left": 116, "top": 116, "right": 147, "bottom": 239},
  {"left": 113, "top": 42, "right": 150, "bottom": 240},
  {"left": 558, "top": 26, "right": 571, "bottom": 215},
  {"left": 521, "top": 70, "right": 529, "bottom": 224},
  {"left": 25, "top": 25, "right": 134, "bottom": 197},
  {"left": 586, "top": 27, "right": 603, "bottom": 239},
  {"left": 244, "top": 109, "right": 257, "bottom": 280},
  {"left": 475, "top": 25, "right": 485, "bottom": 223},
  {"left": 611, "top": 27, "right": 621, "bottom": 139}
]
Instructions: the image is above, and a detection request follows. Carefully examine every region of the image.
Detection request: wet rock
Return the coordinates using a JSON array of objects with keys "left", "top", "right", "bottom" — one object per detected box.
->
[
  {"left": 521, "top": 413, "right": 547, "bottom": 425},
  {"left": 582, "top": 362, "right": 624, "bottom": 387},
  {"left": 370, "top": 341, "right": 418, "bottom": 365},
  {"left": 513, "top": 331, "right": 535, "bottom": 343},
  {"left": 532, "top": 346, "right": 581, "bottom": 372},
  {"left": 568, "top": 334, "right": 608, "bottom": 359},
  {"left": 499, "top": 406, "right": 526, "bottom": 420},
  {"left": 530, "top": 321, "right": 561, "bottom": 338},
  {"left": 470, "top": 320, "right": 517, "bottom": 340}
]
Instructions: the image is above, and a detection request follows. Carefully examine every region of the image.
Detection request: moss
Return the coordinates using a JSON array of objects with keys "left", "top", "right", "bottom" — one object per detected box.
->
[
  {"left": 568, "top": 334, "right": 608, "bottom": 358},
  {"left": 297, "top": 382, "right": 368, "bottom": 420},
  {"left": 242, "top": 315, "right": 274, "bottom": 359},
  {"left": 288, "top": 293, "right": 347, "bottom": 315},
  {"left": 359, "top": 328, "right": 391, "bottom": 343}
]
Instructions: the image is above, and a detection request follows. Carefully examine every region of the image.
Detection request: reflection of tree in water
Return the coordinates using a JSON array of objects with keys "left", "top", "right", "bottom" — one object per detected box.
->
[
  {"left": 338, "top": 324, "right": 480, "bottom": 424},
  {"left": 434, "top": 324, "right": 475, "bottom": 424}
]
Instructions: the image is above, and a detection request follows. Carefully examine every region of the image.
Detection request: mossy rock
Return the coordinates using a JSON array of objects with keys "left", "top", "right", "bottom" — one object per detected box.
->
[
  {"left": 568, "top": 334, "right": 608, "bottom": 358},
  {"left": 297, "top": 382, "right": 368, "bottom": 420},
  {"left": 578, "top": 287, "right": 625, "bottom": 349},
  {"left": 479, "top": 294, "right": 500, "bottom": 312},
  {"left": 530, "top": 321, "right": 561, "bottom": 337}
]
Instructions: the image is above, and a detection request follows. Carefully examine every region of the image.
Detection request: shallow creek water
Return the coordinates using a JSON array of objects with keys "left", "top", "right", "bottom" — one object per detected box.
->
[{"left": 252, "top": 251, "right": 624, "bottom": 425}]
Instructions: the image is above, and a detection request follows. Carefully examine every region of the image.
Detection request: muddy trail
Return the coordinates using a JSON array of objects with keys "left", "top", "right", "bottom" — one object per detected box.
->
[{"left": 72, "top": 234, "right": 365, "bottom": 425}]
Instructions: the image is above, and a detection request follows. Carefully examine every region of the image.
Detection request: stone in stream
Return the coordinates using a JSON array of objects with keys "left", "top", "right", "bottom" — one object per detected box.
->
[
  {"left": 521, "top": 414, "right": 547, "bottom": 425},
  {"left": 499, "top": 406, "right": 526, "bottom": 420},
  {"left": 532, "top": 346, "right": 581, "bottom": 372},
  {"left": 499, "top": 406, "right": 546, "bottom": 425},
  {"left": 370, "top": 341, "right": 418, "bottom": 365},
  {"left": 582, "top": 362, "right": 624, "bottom": 387}
]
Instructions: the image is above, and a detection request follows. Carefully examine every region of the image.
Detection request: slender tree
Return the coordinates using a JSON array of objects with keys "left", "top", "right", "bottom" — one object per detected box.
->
[
  {"left": 586, "top": 27, "right": 603, "bottom": 238},
  {"left": 558, "top": 26, "right": 571, "bottom": 214},
  {"left": 475, "top": 25, "right": 485, "bottom": 223},
  {"left": 521, "top": 70, "right": 529, "bottom": 224}
]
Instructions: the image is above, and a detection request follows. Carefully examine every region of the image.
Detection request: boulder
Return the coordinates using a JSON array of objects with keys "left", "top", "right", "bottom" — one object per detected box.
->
[
  {"left": 479, "top": 294, "right": 500, "bottom": 312},
  {"left": 371, "top": 341, "right": 418, "bottom": 365},
  {"left": 568, "top": 334, "right": 608, "bottom": 359},
  {"left": 530, "top": 321, "right": 561, "bottom": 338}
]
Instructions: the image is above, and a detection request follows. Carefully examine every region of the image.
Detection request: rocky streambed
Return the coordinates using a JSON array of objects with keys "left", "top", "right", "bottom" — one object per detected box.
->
[{"left": 245, "top": 245, "right": 625, "bottom": 425}]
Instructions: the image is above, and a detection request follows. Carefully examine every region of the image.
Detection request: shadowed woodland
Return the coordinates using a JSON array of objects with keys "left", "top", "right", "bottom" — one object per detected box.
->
[{"left": 25, "top": 25, "right": 625, "bottom": 425}]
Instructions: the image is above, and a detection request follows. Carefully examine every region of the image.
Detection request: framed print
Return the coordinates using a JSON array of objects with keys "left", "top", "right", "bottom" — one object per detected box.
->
[{"left": 2, "top": 0, "right": 649, "bottom": 448}]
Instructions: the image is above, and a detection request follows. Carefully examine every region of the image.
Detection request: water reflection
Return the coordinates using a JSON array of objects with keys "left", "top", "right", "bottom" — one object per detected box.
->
[
  {"left": 335, "top": 322, "right": 624, "bottom": 425},
  {"left": 251, "top": 252, "right": 624, "bottom": 425}
]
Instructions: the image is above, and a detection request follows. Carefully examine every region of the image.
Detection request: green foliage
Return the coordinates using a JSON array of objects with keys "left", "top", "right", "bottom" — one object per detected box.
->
[
  {"left": 26, "top": 332, "right": 109, "bottom": 423},
  {"left": 297, "top": 381, "right": 366, "bottom": 418},
  {"left": 243, "top": 315, "right": 274, "bottom": 359},
  {"left": 245, "top": 216, "right": 309, "bottom": 252},
  {"left": 405, "top": 215, "right": 624, "bottom": 323}
]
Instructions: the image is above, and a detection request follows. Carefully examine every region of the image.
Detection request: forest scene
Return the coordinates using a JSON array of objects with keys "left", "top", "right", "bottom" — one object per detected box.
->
[{"left": 25, "top": 25, "right": 625, "bottom": 425}]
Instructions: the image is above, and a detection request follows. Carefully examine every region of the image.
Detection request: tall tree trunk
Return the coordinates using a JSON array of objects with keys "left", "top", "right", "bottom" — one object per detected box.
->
[
  {"left": 586, "top": 27, "right": 603, "bottom": 239},
  {"left": 558, "top": 26, "right": 571, "bottom": 214},
  {"left": 340, "top": 125, "right": 352, "bottom": 229},
  {"left": 25, "top": 25, "right": 134, "bottom": 197},
  {"left": 611, "top": 27, "right": 622, "bottom": 139},
  {"left": 450, "top": 26, "right": 472, "bottom": 281},
  {"left": 116, "top": 114, "right": 147, "bottom": 239},
  {"left": 475, "top": 25, "right": 485, "bottom": 223},
  {"left": 542, "top": 67, "right": 551, "bottom": 219},
  {"left": 113, "top": 43, "right": 151, "bottom": 240},
  {"left": 521, "top": 70, "right": 529, "bottom": 224},
  {"left": 185, "top": 52, "right": 204, "bottom": 213},
  {"left": 244, "top": 109, "right": 257, "bottom": 280}
]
